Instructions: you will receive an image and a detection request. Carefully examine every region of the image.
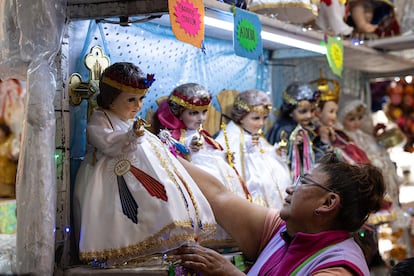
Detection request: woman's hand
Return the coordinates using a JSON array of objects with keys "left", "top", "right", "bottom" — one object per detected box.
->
[{"left": 174, "top": 245, "right": 244, "bottom": 276}]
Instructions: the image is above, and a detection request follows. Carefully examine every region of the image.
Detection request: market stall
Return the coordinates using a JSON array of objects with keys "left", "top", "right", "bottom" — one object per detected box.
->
[{"left": 1, "top": 0, "right": 414, "bottom": 274}]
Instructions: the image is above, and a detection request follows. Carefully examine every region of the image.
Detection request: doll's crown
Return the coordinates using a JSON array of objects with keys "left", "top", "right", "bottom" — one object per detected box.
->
[
  {"left": 234, "top": 98, "right": 272, "bottom": 115},
  {"left": 169, "top": 88, "right": 212, "bottom": 111},
  {"left": 309, "top": 70, "right": 340, "bottom": 102}
]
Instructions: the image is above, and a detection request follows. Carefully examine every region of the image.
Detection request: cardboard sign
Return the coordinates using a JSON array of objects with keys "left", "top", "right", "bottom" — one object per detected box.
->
[
  {"left": 233, "top": 8, "right": 262, "bottom": 60},
  {"left": 324, "top": 36, "right": 343, "bottom": 77},
  {"left": 169, "top": 0, "right": 204, "bottom": 48}
]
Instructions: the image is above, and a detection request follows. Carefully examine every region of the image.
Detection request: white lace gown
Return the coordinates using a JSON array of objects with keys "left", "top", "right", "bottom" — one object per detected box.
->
[
  {"left": 73, "top": 109, "right": 216, "bottom": 265},
  {"left": 215, "top": 121, "right": 292, "bottom": 209}
]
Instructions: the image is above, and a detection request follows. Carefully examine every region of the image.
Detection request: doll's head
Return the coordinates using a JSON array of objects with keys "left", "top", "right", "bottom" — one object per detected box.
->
[
  {"left": 311, "top": 74, "right": 341, "bottom": 127},
  {"left": 231, "top": 89, "right": 272, "bottom": 133},
  {"left": 167, "top": 83, "right": 212, "bottom": 130},
  {"left": 280, "top": 81, "right": 318, "bottom": 127},
  {"left": 316, "top": 100, "right": 339, "bottom": 127},
  {"left": 97, "top": 62, "right": 155, "bottom": 109},
  {"left": 337, "top": 94, "right": 367, "bottom": 132}
]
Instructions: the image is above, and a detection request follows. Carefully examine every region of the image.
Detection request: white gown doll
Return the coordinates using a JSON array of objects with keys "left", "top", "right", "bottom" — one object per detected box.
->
[
  {"left": 316, "top": 0, "right": 353, "bottom": 35},
  {"left": 155, "top": 83, "right": 251, "bottom": 249},
  {"left": 215, "top": 89, "right": 292, "bottom": 209},
  {"left": 336, "top": 94, "right": 401, "bottom": 208},
  {"left": 73, "top": 63, "right": 216, "bottom": 266}
]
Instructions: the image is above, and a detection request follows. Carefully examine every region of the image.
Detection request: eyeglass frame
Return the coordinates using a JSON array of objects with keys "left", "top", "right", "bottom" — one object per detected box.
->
[{"left": 293, "top": 175, "right": 336, "bottom": 193}]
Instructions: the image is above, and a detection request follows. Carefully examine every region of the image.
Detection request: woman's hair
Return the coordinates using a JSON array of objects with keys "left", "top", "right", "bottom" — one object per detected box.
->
[
  {"left": 97, "top": 62, "right": 149, "bottom": 109},
  {"left": 317, "top": 153, "right": 385, "bottom": 232},
  {"left": 391, "top": 257, "right": 414, "bottom": 275},
  {"left": 231, "top": 89, "right": 272, "bottom": 123},
  {"left": 168, "top": 83, "right": 211, "bottom": 117}
]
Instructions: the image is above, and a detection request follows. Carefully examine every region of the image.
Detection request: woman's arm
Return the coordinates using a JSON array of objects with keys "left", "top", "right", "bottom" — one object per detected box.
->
[{"left": 179, "top": 157, "right": 268, "bottom": 260}]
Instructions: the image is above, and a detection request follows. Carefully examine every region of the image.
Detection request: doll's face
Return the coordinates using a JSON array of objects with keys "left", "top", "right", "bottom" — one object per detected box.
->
[
  {"left": 240, "top": 111, "right": 268, "bottom": 134},
  {"left": 109, "top": 91, "right": 144, "bottom": 121},
  {"left": 291, "top": 100, "right": 315, "bottom": 127},
  {"left": 342, "top": 110, "right": 363, "bottom": 132},
  {"left": 180, "top": 108, "right": 208, "bottom": 130},
  {"left": 317, "top": 101, "right": 338, "bottom": 127}
]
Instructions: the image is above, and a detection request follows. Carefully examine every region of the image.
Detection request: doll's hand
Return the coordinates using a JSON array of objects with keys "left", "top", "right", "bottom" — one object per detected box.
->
[
  {"left": 189, "top": 136, "right": 202, "bottom": 152},
  {"left": 318, "top": 125, "right": 335, "bottom": 144},
  {"left": 294, "top": 131, "right": 303, "bottom": 145}
]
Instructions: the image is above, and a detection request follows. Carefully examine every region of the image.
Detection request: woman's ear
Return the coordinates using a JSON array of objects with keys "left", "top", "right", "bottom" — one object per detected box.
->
[{"left": 318, "top": 193, "right": 341, "bottom": 214}]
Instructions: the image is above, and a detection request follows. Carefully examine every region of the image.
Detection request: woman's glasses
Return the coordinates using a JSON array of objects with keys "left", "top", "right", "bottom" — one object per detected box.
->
[{"left": 294, "top": 175, "right": 335, "bottom": 193}]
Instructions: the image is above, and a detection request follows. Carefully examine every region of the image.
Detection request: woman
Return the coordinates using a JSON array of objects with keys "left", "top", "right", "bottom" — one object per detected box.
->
[
  {"left": 215, "top": 89, "right": 291, "bottom": 209},
  {"left": 73, "top": 62, "right": 216, "bottom": 266},
  {"left": 175, "top": 153, "right": 385, "bottom": 275}
]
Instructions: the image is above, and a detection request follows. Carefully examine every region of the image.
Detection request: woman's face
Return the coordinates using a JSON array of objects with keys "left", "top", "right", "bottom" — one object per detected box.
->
[
  {"left": 239, "top": 111, "right": 268, "bottom": 134},
  {"left": 291, "top": 100, "right": 315, "bottom": 127},
  {"left": 317, "top": 101, "right": 338, "bottom": 127},
  {"left": 280, "top": 166, "right": 332, "bottom": 235},
  {"left": 180, "top": 108, "right": 208, "bottom": 130},
  {"left": 342, "top": 111, "right": 363, "bottom": 132},
  {"left": 109, "top": 91, "right": 144, "bottom": 121}
]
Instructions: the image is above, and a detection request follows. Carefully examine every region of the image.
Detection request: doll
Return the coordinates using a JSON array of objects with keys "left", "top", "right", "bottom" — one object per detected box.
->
[
  {"left": 315, "top": 0, "right": 353, "bottom": 36},
  {"left": 337, "top": 94, "right": 401, "bottom": 207},
  {"left": 215, "top": 89, "right": 291, "bottom": 209},
  {"left": 155, "top": 83, "right": 251, "bottom": 201},
  {"left": 311, "top": 74, "right": 370, "bottom": 165},
  {"left": 265, "top": 81, "right": 319, "bottom": 180},
  {"left": 0, "top": 120, "right": 19, "bottom": 198},
  {"left": 346, "top": 0, "right": 400, "bottom": 39},
  {"left": 155, "top": 83, "right": 253, "bottom": 249},
  {"left": 73, "top": 63, "right": 216, "bottom": 266}
]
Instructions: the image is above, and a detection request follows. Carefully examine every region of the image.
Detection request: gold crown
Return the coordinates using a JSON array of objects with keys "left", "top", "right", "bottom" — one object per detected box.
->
[
  {"left": 234, "top": 98, "right": 272, "bottom": 116},
  {"left": 310, "top": 70, "right": 340, "bottom": 102}
]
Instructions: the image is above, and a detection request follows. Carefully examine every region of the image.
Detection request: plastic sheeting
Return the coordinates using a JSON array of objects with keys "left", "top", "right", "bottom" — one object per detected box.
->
[{"left": 0, "top": 0, "right": 66, "bottom": 275}]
